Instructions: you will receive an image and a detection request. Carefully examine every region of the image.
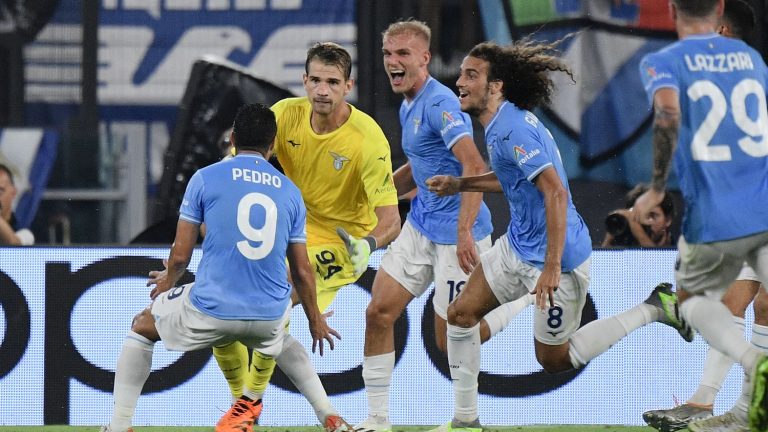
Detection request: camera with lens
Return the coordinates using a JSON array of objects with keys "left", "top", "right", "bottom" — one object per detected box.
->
[{"left": 604, "top": 211, "right": 637, "bottom": 246}]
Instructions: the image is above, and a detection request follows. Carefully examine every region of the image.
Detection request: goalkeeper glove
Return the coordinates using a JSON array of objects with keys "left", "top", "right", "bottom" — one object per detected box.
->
[{"left": 336, "top": 227, "right": 376, "bottom": 277}]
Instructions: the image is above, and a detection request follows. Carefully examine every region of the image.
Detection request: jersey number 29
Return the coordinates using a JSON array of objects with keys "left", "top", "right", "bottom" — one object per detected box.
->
[{"left": 688, "top": 78, "right": 768, "bottom": 161}]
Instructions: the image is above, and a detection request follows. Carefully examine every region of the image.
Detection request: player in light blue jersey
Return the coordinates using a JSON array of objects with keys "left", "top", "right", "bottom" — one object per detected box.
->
[
  {"left": 426, "top": 39, "right": 694, "bottom": 431},
  {"left": 633, "top": 1, "right": 768, "bottom": 431},
  {"left": 352, "top": 20, "right": 534, "bottom": 432},
  {"left": 100, "top": 104, "right": 353, "bottom": 432}
]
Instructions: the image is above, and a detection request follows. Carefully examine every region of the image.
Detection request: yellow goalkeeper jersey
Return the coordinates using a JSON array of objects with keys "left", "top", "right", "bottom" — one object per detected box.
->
[{"left": 272, "top": 97, "right": 398, "bottom": 245}]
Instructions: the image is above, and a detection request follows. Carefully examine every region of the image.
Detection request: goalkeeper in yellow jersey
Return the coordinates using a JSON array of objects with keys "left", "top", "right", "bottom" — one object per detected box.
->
[{"left": 213, "top": 42, "right": 401, "bottom": 430}]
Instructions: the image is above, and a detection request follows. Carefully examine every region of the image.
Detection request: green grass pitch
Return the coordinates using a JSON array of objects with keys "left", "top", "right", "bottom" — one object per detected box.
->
[{"left": 0, "top": 426, "right": 655, "bottom": 432}]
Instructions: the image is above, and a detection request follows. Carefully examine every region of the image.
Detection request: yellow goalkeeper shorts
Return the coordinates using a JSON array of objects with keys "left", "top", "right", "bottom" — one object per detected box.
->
[{"left": 307, "top": 243, "right": 360, "bottom": 312}]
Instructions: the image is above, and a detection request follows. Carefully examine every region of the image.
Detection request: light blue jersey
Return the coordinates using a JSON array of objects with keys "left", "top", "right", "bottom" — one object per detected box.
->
[
  {"left": 400, "top": 77, "right": 493, "bottom": 244},
  {"left": 640, "top": 34, "right": 768, "bottom": 243},
  {"left": 485, "top": 102, "right": 591, "bottom": 271},
  {"left": 179, "top": 153, "right": 307, "bottom": 320}
]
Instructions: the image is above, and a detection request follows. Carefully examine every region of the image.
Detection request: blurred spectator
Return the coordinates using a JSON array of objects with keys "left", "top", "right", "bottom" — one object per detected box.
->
[
  {"left": 602, "top": 183, "right": 673, "bottom": 247},
  {"left": 217, "top": 127, "right": 234, "bottom": 160},
  {"left": 0, "top": 163, "right": 34, "bottom": 245}
]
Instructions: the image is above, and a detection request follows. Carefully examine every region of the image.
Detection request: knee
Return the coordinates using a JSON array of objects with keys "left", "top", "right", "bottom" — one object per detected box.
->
[
  {"left": 130, "top": 307, "right": 157, "bottom": 341},
  {"left": 447, "top": 303, "right": 480, "bottom": 328},
  {"left": 535, "top": 346, "right": 573, "bottom": 373},
  {"left": 365, "top": 301, "right": 398, "bottom": 330},
  {"left": 536, "top": 354, "right": 572, "bottom": 374}
]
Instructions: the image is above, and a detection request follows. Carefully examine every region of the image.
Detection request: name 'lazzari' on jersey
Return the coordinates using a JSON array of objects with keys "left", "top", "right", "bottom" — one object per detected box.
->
[
  {"left": 399, "top": 77, "right": 492, "bottom": 244},
  {"left": 640, "top": 33, "right": 768, "bottom": 243},
  {"left": 179, "top": 153, "right": 306, "bottom": 321}
]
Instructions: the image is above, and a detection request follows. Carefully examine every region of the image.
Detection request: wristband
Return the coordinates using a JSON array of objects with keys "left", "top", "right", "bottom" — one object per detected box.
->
[{"left": 363, "top": 236, "right": 377, "bottom": 252}]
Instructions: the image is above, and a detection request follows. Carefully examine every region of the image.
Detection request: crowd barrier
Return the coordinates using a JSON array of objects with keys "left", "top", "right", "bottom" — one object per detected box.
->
[{"left": 0, "top": 247, "right": 750, "bottom": 426}]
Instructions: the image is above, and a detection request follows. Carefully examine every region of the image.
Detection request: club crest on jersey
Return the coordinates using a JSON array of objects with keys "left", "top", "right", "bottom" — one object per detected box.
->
[
  {"left": 330, "top": 151, "right": 350, "bottom": 171},
  {"left": 413, "top": 118, "right": 421, "bottom": 134}
]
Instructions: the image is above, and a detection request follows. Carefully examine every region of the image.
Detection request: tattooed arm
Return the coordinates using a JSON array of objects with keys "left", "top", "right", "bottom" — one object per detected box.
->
[{"left": 634, "top": 88, "right": 680, "bottom": 221}]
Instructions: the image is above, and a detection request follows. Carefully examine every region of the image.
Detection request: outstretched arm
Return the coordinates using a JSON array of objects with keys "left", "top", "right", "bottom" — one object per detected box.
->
[
  {"left": 635, "top": 88, "right": 679, "bottom": 221},
  {"left": 427, "top": 171, "right": 502, "bottom": 195},
  {"left": 287, "top": 242, "right": 340, "bottom": 355}
]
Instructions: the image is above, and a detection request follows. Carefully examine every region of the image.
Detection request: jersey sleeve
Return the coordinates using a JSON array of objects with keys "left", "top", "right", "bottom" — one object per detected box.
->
[
  {"left": 424, "top": 94, "right": 473, "bottom": 149},
  {"left": 502, "top": 119, "right": 553, "bottom": 182},
  {"left": 360, "top": 122, "right": 399, "bottom": 208},
  {"left": 639, "top": 52, "right": 679, "bottom": 105},
  {"left": 288, "top": 185, "right": 307, "bottom": 244},
  {"left": 271, "top": 99, "right": 289, "bottom": 159},
  {"left": 179, "top": 170, "right": 204, "bottom": 225}
]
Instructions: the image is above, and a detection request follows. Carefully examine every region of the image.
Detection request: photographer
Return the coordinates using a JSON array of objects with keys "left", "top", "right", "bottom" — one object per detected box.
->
[
  {"left": 602, "top": 183, "right": 673, "bottom": 248},
  {"left": 0, "top": 163, "right": 34, "bottom": 245}
]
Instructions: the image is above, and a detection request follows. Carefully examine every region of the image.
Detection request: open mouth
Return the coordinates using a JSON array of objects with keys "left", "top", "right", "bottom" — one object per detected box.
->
[
  {"left": 458, "top": 90, "right": 468, "bottom": 100},
  {"left": 389, "top": 69, "right": 405, "bottom": 86}
]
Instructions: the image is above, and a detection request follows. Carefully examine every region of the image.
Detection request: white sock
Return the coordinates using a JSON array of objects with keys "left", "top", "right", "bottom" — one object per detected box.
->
[
  {"left": 242, "top": 387, "right": 264, "bottom": 402},
  {"left": 568, "top": 303, "right": 657, "bottom": 368},
  {"left": 484, "top": 293, "right": 534, "bottom": 338},
  {"left": 688, "top": 317, "right": 745, "bottom": 406},
  {"left": 361, "top": 352, "right": 395, "bottom": 422},
  {"left": 110, "top": 331, "right": 154, "bottom": 432},
  {"left": 273, "top": 335, "right": 335, "bottom": 423},
  {"left": 681, "top": 297, "right": 761, "bottom": 373},
  {"left": 732, "top": 323, "right": 768, "bottom": 422},
  {"left": 447, "top": 323, "right": 480, "bottom": 423}
]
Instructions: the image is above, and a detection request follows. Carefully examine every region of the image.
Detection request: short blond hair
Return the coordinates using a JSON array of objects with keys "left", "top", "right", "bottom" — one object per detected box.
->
[{"left": 382, "top": 19, "right": 431, "bottom": 46}]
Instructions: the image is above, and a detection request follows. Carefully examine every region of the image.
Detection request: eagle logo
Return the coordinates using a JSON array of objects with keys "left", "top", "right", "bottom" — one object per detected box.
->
[{"left": 330, "top": 151, "right": 350, "bottom": 171}]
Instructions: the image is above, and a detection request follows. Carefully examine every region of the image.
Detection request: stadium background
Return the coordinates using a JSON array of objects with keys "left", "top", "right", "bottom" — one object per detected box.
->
[{"left": 0, "top": 0, "right": 767, "bottom": 427}]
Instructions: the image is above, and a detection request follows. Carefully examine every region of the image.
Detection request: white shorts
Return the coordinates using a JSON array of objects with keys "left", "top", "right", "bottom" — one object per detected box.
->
[
  {"left": 736, "top": 262, "right": 760, "bottom": 282},
  {"left": 481, "top": 235, "right": 591, "bottom": 345},
  {"left": 152, "top": 283, "right": 289, "bottom": 357},
  {"left": 676, "top": 231, "right": 768, "bottom": 298},
  {"left": 380, "top": 220, "right": 492, "bottom": 319}
]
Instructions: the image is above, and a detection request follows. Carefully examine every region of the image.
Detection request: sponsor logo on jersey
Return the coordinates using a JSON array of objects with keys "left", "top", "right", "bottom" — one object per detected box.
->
[
  {"left": 644, "top": 65, "right": 672, "bottom": 83},
  {"left": 329, "top": 151, "right": 350, "bottom": 171},
  {"left": 513, "top": 145, "right": 527, "bottom": 160},
  {"left": 440, "top": 111, "right": 464, "bottom": 136},
  {"left": 514, "top": 145, "right": 542, "bottom": 165},
  {"left": 375, "top": 173, "right": 396, "bottom": 195}
]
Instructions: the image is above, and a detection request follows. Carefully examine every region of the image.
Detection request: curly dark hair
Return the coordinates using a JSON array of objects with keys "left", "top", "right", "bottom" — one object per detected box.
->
[
  {"left": 468, "top": 36, "right": 575, "bottom": 111},
  {"left": 232, "top": 103, "right": 277, "bottom": 154}
]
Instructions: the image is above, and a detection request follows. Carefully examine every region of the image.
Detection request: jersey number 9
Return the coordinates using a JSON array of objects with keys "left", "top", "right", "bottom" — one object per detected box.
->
[{"left": 236, "top": 192, "right": 278, "bottom": 260}]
